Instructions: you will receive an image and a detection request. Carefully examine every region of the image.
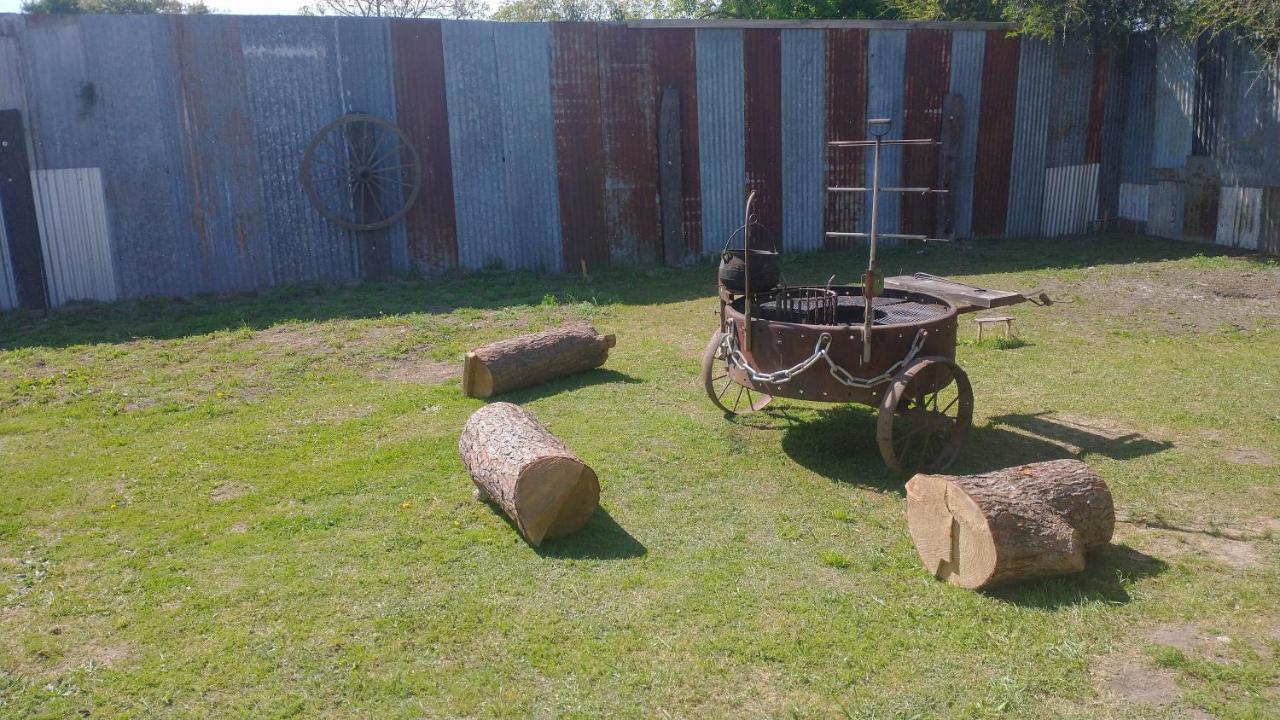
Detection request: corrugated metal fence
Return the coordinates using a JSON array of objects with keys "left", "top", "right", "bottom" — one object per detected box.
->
[{"left": 0, "top": 15, "right": 1277, "bottom": 310}]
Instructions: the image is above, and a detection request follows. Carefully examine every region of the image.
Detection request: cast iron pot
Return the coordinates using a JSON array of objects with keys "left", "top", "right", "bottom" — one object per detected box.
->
[{"left": 718, "top": 249, "right": 780, "bottom": 293}]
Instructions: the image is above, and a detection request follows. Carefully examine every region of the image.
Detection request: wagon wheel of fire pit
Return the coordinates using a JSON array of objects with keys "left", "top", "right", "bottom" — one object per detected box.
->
[
  {"left": 876, "top": 356, "right": 973, "bottom": 475},
  {"left": 302, "top": 113, "right": 421, "bottom": 232},
  {"left": 701, "top": 329, "right": 772, "bottom": 415}
]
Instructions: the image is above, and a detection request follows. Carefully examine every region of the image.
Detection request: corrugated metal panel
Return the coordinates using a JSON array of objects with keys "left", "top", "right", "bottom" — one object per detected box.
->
[
  {"left": 865, "top": 29, "right": 905, "bottom": 236},
  {"left": 495, "top": 22, "right": 562, "bottom": 272},
  {"left": 1215, "top": 186, "right": 1262, "bottom": 250},
  {"left": 901, "top": 29, "right": 950, "bottom": 236},
  {"left": 1040, "top": 162, "right": 1098, "bottom": 235},
  {"left": 1096, "top": 44, "right": 1128, "bottom": 221},
  {"left": 1182, "top": 155, "right": 1220, "bottom": 242},
  {"left": 1119, "top": 34, "right": 1156, "bottom": 185},
  {"left": 823, "top": 28, "right": 867, "bottom": 249},
  {"left": 173, "top": 15, "right": 270, "bottom": 294},
  {"left": 391, "top": 19, "right": 457, "bottom": 273},
  {"left": 0, "top": 204, "right": 16, "bottom": 311},
  {"left": 0, "top": 16, "right": 28, "bottom": 115},
  {"left": 1084, "top": 42, "right": 1109, "bottom": 164},
  {"left": 550, "top": 22, "right": 608, "bottom": 272},
  {"left": 1151, "top": 34, "right": 1194, "bottom": 169},
  {"left": 31, "top": 167, "right": 117, "bottom": 306},
  {"left": 1147, "top": 179, "right": 1184, "bottom": 239},
  {"left": 947, "top": 30, "right": 984, "bottom": 239},
  {"left": 780, "top": 28, "right": 825, "bottom": 253},
  {"left": 696, "top": 27, "right": 745, "bottom": 254},
  {"left": 743, "top": 29, "right": 783, "bottom": 236},
  {"left": 1046, "top": 36, "right": 1092, "bottom": 168},
  {"left": 1262, "top": 187, "right": 1280, "bottom": 256},
  {"left": 1192, "top": 33, "right": 1226, "bottom": 158},
  {"left": 652, "top": 28, "right": 701, "bottom": 261},
  {"left": 1006, "top": 35, "right": 1052, "bottom": 237},
  {"left": 19, "top": 15, "right": 102, "bottom": 172},
  {"left": 241, "top": 16, "right": 354, "bottom": 284},
  {"left": 971, "top": 30, "right": 1019, "bottom": 236},
  {"left": 1219, "top": 43, "right": 1280, "bottom": 188},
  {"left": 1118, "top": 182, "right": 1150, "bottom": 221},
  {"left": 597, "top": 24, "right": 659, "bottom": 266}
]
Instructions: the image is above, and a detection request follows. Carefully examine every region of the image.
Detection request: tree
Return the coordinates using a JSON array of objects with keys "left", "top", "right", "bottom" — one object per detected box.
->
[
  {"left": 298, "top": 0, "right": 486, "bottom": 18},
  {"left": 491, "top": 0, "right": 701, "bottom": 21},
  {"left": 22, "top": 0, "right": 210, "bottom": 12}
]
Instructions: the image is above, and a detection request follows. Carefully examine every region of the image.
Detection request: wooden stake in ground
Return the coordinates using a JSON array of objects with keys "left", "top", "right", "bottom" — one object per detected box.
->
[
  {"left": 461, "top": 323, "right": 616, "bottom": 398},
  {"left": 905, "top": 459, "right": 1115, "bottom": 590},
  {"left": 459, "top": 402, "right": 600, "bottom": 546}
]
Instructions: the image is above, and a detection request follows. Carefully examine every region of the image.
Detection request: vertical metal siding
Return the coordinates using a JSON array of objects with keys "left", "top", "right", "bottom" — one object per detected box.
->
[
  {"left": 0, "top": 204, "right": 16, "bottom": 311},
  {"left": 1147, "top": 179, "right": 1184, "bottom": 239},
  {"left": 0, "top": 17, "right": 28, "bottom": 115},
  {"left": 1040, "top": 162, "right": 1098, "bottom": 235},
  {"left": 823, "top": 28, "right": 867, "bottom": 250},
  {"left": 1215, "top": 186, "right": 1262, "bottom": 250},
  {"left": 1261, "top": 187, "right": 1280, "bottom": 256},
  {"left": 696, "top": 28, "right": 745, "bottom": 254},
  {"left": 1045, "top": 36, "right": 1092, "bottom": 168},
  {"left": 31, "top": 167, "right": 117, "bottom": 305},
  {"left": 1151, "top": 34, "right": 1194, "bottom": 169},
  {"left": 241, "top": 16, "right": 353, "bottom": 284},
  {"left": 549, "top": 22, "right": 608, "bottom": 272},
  {"left": 1096, "top": 44, "right": 1128, "bottom": 221},
  {"left": 597, "top": 25, "right": 659, "bottom": 266},
  {"left": 1119, "top": 34, "right": 1156, "bottom": 185},
  {"left": 1118, "top": 182, "right": 1151, "bottom": 221},
  {"left": 1182, "top": 155, "right": 1220, "bottom": 242},
  {"left": 901, "top": 30, "right": 950, "bottom": 236},
  {"left": 947, "top": 30, "right": 984, "bottom": 239},
  {"left": 971, "top": 30, "right": 1019, "bottom": 236},
  {"left": 1005, "top": 36, "right": 1052, "bottom": 237},
  {"left": 651, "top": 28, "right": 702, "bottom": 261},
  {"left": 494, "top": 22, "right": 562, "bottom": 271},
  {"left": 865, "top": 29, "right": 905, "bottom": 236},
  {"left": 743, "top": 29, "right": 783, "bottom": 235},
  {"left": 20, "top": 15, "right": 101, "bottom": 172},
  {"left": 781, "top": 28, "right": 825, "bottom": 253}
]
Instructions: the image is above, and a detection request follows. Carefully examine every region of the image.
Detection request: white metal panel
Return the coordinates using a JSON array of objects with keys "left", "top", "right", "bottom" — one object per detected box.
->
[
  {"left": 1040, "top": 163, "right": 1099, "bottom": 236},
  {"left": 1147, "top": 180, "right": 1184, "bottom": 239},
  {"left": 1215, "top": 186, "right": 1262, "bottom": 250},
  {"left": 1118, "top": 183, "right": 1151, "bottom": 221},
  {"left": 32, "top": 167, "right": 118, "bottom": 306}
]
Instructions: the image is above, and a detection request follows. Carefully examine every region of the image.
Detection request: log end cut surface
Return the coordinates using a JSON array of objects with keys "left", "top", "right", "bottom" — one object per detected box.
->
[
  {"left": 906, "top": 474, "right": 1000, "bottom": 588},
  {"left": 517, "top": 457, "right": 600, "bottom": 544},
  {"left": 463, "top": 352, "right": 495, "bottom": 398}
]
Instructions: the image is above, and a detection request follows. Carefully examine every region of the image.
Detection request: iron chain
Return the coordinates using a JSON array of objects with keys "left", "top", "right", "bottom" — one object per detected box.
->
[{"left": 723, "top": 328, "right": 927, "bottom": 390}]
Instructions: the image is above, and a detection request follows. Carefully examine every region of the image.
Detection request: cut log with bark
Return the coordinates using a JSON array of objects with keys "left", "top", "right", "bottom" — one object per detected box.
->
[
  {"left": 459, "top": 402, "right": 599, "bottom": 546},
  {"left": 905, "top": 460, "right": 1115, "bottom": 590},
  {"left": 461, "top": 323, "right": 616, "bottom": 399}
]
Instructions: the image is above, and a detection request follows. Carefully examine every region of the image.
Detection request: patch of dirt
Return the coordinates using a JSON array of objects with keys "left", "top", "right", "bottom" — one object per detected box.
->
[
  {"left": 210, "top": 482, "right": 252, "bottom": 502},
  {"left": 1220, "top": 447, "right": 1277, "bottom": 466},
  {"left": 1148, "top": 624, "right": 1236, "bottom": 663},
  {"left": 1041, "top": 266, "right": 1280, "bottom": 335},
  {"left": 51, "top": 641, "right": 131, "bottom": 676},
  {"left": 227, "top": 522, "right": 249, "bottom": 534},
  {"left": 1091, "top": 652, "right": 1182, "bottom": 707},
  {"left": 374, "top": 358, "right": 457, "bottom": 385},
  {"left": 313, "top": 404, "right": 376, "bottom": 423},
  {"left": 1117, "top": 522, "right": 1261, "bottom": 570},
  {"left": 253, "top": 324, "right": 331, "bottom": 354}
]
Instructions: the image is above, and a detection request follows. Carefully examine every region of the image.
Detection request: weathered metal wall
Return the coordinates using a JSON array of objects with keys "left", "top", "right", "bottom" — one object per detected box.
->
[{"left": 1, "top": 15, "right": 1277, "bottom": 309}]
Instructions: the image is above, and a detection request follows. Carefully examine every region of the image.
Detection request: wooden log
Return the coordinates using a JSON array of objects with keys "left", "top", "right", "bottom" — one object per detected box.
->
[
  {"left": 461, "top": 323, "right": 616, "bottom": 399},
  {"left": 459, "top": 402, "right": 600, "bottom": 546},
  {"left": 905, "top": 460, "right": 1115, "bottom": 589}
]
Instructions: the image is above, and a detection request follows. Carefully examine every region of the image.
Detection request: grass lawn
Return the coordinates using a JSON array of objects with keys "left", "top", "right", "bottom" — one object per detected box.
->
[{"left": 1, "top": 234, "right": 1278, "bottom": 719}]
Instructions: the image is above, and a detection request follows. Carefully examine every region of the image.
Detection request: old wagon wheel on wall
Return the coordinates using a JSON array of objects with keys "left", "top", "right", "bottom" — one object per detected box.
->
[
  {"left": 302, "top": 113, "right": 421, "bottom": 232},
  {"left": 876, "top": 357, "right": 973, "bottom": 475},
  {"left": 701, "top": 329, "right": 772, "bottom": 415}
]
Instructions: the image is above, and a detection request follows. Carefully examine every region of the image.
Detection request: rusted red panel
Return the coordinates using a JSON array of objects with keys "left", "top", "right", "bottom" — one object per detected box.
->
[
  {"left": 971, "top": 31, "right": 1020, "bottom": 237},
  {"left": 743, "top": 29, "right": 783, "bottom": 237},
  {"left": 901, "top": 30, "right": 952, "bottom": 235},
  {"left": 391, "top": 19, "right": 457, "bottom": 272},
  {"left": 651, "top": 28, "right": 702, "bottom": 260},
  {"left": 824, "top": 29, "right": 867, "bottom": 250},
  {"left": 1084, "top": 45, "right": 1109, "bottom": 164},
  {"left": 598, "top": 25, "right": 660, "bottom": 266},
  {"left": 551, "top": 22, "right": 609, "bottom": 273}
]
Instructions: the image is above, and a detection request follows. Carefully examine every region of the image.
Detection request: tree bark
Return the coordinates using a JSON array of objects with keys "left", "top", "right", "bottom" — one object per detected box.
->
[
  {"left": 462, "top": 323, "right": 616, "bottom": 398},
  {"left": 459, "top": 402, "right": 599, "bottom": 546},
  {"left": 905, "top": 460, "right": 1115, "bottom": 590}
]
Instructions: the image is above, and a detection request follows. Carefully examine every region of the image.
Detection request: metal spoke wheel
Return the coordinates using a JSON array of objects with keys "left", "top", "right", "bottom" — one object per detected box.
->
[
  {"left": 876, "top": 356, "right": 973, "bottom": 475},
  {"left": 701, "top": 329, "right": 772, "bottom": 415},
  {"left": 302, "top": 113, "right": 421, "bottom": 231}
]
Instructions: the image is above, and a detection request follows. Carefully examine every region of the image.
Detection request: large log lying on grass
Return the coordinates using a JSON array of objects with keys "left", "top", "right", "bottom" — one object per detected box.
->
[
  {"left": 905, "top": 459, "right": 1115, "bottom": 589},
  {"left": 459, "top": 402, "right": 600, "bottom": 546},
  {"left": 462, "top": 323, "right": 616, "bottom": 398}
]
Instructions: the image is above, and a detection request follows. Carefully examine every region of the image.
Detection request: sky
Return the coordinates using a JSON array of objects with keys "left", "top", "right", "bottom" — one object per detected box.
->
[{"left": 0, "top": 0, "right": 304, "bottom": 13}]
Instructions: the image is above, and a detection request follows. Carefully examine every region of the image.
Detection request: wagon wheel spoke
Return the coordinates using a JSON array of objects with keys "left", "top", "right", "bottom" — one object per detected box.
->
[
  {"left": 303, "top": 113, "right": 422, "bottom": 232},
  {"left": 878, "top": 358, "right": 974, "bottom": 475}
]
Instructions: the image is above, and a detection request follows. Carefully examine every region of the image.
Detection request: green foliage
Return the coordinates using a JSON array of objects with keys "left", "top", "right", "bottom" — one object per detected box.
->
[{"left": 21, "top": 0, "right": 209, "bottom": 13}]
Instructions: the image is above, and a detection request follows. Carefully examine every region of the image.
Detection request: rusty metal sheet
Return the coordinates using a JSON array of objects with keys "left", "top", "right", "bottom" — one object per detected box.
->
[
  {"left": 598, "top": 25, "right": 660, "bottom": 266},
  {"left": 780, "top": 28, "right": 825, "bottom": 253},
  {"left": 970, "top": 30, "right": 1019, "bottom": 236},
  {"left": 1182, "top": 155, "right": 1220, "bottom": 242},
  {"left": 743, "top": 28, "right": 783, "bottom": 238},
  {"left": 551, "top": 22, "right": 609, "bottom": 272},
  {"left": 696, "top": 28, "right": 745, "bottom": 255},
  {"left": 652, "top": 28, "right": 702, "bottom": 263},
  {"left": 1084, "top": 42, "right": 1109, "bottom": 164},
  {"left": 391, "top": 19, "right": 457, "bottom": 273},
  {"left": 1215, "top": 185, "right": 1262, "bottom": 250},
  {"left": 823, "top": 28, "right": 867, "bottom": 249},
  {"left": 901, "top": 29, "right": 951, "bottom": 236},
  {"left": 1096, "top": 43, "right": 1128, "bottom": 221}
]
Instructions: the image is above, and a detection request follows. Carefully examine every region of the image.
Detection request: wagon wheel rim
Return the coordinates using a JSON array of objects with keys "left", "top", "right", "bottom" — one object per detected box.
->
[
  {"left": 876, "top": 356, "right": 973, "bottom": 475},
  {"left": 302, "top": 113, "right": 422, "bottom": 232},
  {"left": 701, "top": 329, "right": 772, "bottom": 415}
]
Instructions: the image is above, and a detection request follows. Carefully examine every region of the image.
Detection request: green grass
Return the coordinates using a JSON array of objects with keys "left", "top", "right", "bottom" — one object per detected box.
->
[{"left": 1, "top": 234, "right": 1278, "bottom": 718}]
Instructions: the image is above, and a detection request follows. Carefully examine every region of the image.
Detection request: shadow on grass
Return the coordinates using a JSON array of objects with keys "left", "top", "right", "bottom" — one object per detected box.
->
[
  {"left": 2, "top": 234, "right": 1258, "bottom": 350},
  {"left": 778, "top": 405, "right": 909, "bottom": 494},
  {"left": 534, "top": 507, "right": 646, "bottom": 561},
  {"left": 986, "top": 412, "right": 1174, "bottom": 462},
  {"left": 983, "top": 544, "right": 1168, "bottom": 607},
  {"left": 497, "top": 369, "right": 645, "bottom": 403}
]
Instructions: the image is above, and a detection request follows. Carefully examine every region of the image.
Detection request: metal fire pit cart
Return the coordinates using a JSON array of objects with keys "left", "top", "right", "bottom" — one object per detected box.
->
[{"left": 701, "top": 118, "right": 1029, "bottom": 475}]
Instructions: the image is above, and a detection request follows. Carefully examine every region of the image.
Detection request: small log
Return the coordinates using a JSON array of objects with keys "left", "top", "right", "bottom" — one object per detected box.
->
[
  {"left": 905, "top": 460, "right": 1115, "bottom": 589},
  {"left": 459, "top": 402, "right": 599, "bottom": 545},
  {"left": 461, "top": 323, "right": 616, "bottom": 398}
]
